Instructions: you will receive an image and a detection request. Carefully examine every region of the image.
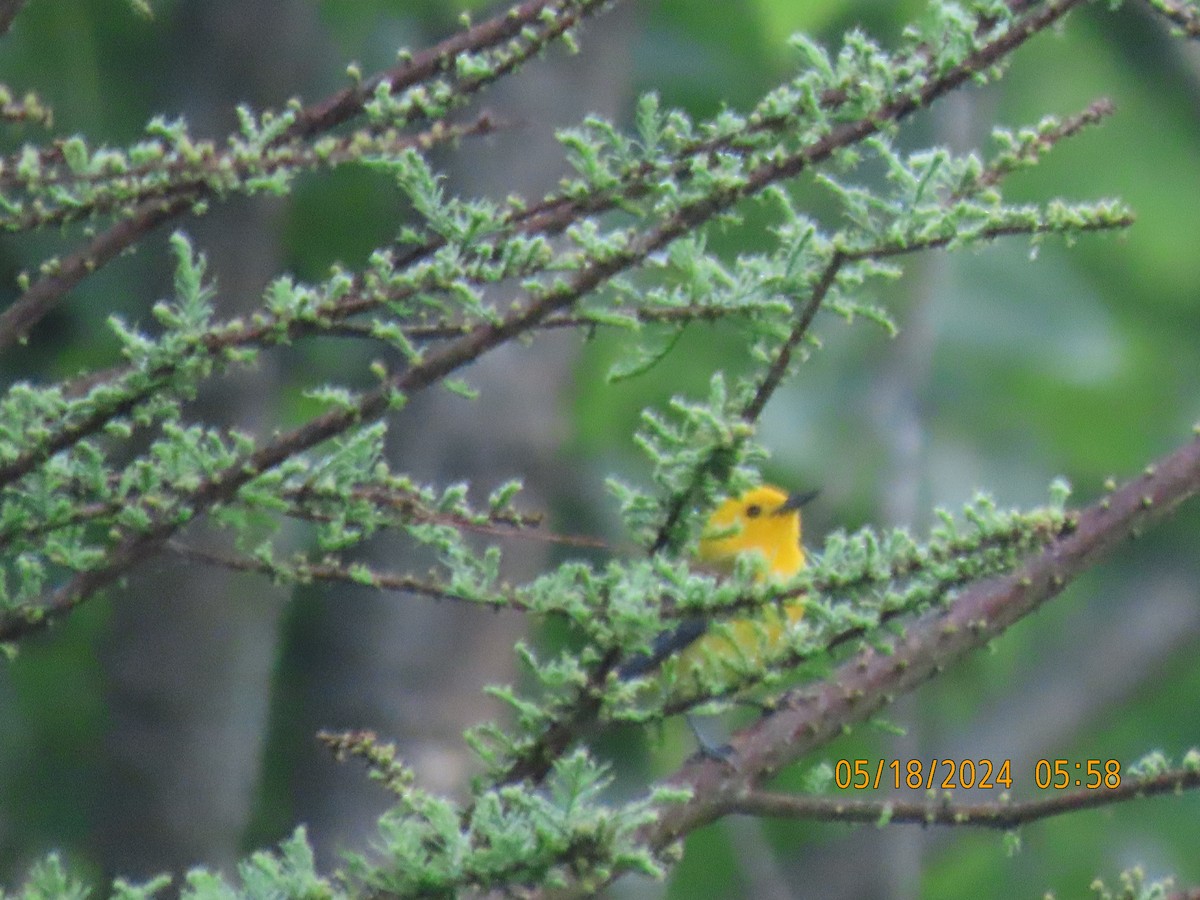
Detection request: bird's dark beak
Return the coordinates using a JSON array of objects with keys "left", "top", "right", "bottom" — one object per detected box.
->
[{"left": 775, "top": 488, "right": 819, "bottom": 514}]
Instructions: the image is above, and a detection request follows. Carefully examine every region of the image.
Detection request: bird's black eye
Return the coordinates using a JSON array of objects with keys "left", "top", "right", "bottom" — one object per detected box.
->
[{"left": 745, "top": 504, "right": 762, "bottom": 518}]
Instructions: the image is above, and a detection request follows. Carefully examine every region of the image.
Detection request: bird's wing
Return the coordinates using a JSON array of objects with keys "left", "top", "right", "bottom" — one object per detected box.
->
[{"left": 616, "top": 618, "right": 710, "bottom": 679}]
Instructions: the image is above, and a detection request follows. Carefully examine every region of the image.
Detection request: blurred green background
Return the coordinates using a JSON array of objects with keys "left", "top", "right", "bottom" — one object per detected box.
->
[{"left": 0, "top": 1, "right": 1198, "bottom": 897}]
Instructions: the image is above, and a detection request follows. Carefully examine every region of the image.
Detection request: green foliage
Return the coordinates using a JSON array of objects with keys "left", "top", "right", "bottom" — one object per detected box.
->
[
  {"left": 1089, "top": 866, "right": 1180, "bottom": 900},
  {"left": 1, "top": 0, "right": 1199, "bottom": 896},
  {"left": 182, "top": 830, "right": 332, "bottom": 900},
  {"left": 336, "top": 749, "right": 675, "bottom": 897}
]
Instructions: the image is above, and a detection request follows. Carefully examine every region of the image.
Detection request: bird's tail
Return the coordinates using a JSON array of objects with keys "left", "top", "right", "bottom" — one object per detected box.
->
[{"left": 616, "top": 618, "right": 709, "bottom": 679}]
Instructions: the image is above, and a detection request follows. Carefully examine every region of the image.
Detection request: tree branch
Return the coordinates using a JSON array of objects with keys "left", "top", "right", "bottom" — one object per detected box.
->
[
  {"left": 730, "top": 764, "right": 1200, "bottom": 828},
  {"left": 0, "top": 0, "right": 26, "bottom": 36}
]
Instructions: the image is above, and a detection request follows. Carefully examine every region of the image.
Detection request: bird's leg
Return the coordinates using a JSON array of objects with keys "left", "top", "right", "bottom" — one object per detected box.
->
[{"left": 684, "top": 714, "right": 737, "bottom": 767}]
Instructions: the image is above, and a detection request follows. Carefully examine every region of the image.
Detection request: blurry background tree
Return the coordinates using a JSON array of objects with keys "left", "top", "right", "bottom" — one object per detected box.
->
[{"left": 0, "top": 1, "right": 1197, "bottom": 899}]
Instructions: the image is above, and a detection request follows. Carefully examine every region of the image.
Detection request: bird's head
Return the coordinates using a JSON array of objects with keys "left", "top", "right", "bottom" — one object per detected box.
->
[{"left": 697, "top": 485, "right": 816, "bottom": 579}]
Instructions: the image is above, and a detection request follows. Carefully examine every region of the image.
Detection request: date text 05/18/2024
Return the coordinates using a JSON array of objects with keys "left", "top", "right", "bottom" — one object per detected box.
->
[{"left": 834, "top": 758, "right": 1122, "bottom": 791}]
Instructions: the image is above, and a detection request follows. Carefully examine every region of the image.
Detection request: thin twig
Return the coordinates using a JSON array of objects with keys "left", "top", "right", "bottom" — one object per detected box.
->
[
  {"left": 1142, "top": 0, "right": 1200, "bottom": 37},
  {"left": 647, "top": 251, "right": 846, "bottom": 557},
  {"left": 973, "top": 97, "right": 1117, "bottom": 191},
  {"left": 0, "top": 115, "right": 508, "bottom": 233},
  {"left": 163, "top": 541, "right": 517, "bottom": 609},
  {"left": 731, "top": 765, "right": 1200, "bottom": 828}
]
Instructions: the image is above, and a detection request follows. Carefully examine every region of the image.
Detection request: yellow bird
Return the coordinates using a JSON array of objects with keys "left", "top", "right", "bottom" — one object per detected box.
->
[{"left": 620, "top": 484, "right": 815, "bottom": 687}]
